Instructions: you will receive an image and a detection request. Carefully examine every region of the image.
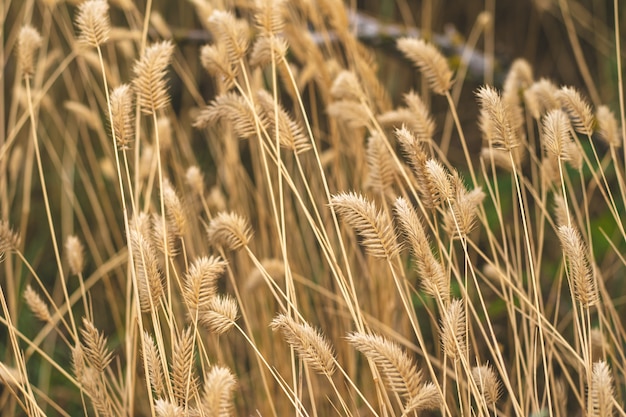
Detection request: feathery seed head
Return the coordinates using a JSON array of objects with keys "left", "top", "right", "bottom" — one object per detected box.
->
[
  {"left": 557, "top": 225, "right": 598, "bottom": 307},
  {"left": 207, "top": 211, "right": 252, "bottom": 250},
  {"left": 524, "top": 78, "right": 560, "bottom": 119},
  {"left": 0, "top": 220, "right": 20, "bottom": 261},
  {"left": 154, "top": 399, "right": 184, "bottom": 417},
  {"left": 200, "top": 43, "right": 236, "bottom": 89},
  {"left": 440, "top": 298, "right": 467, "bottom": 360},
  {"left": 249, "top": 36, "right": 289, "bottom": 68},
  {"left": 397, "top": 37, "right": 452, "bottom": 95},
  {"left": 256, "top": 89, "right": 311, "bottom": 154},
  {"left": 80, "top": 318, "right": 113, "bottom": 373},
  {"left": 596, "top": 105, "right": 621, "bottom": 147},
  {"left": 589, "top": 361, "right": 614, "bottom": 417},
  {"left": 203, "top": 365, "right": 237, "bottom": 416},
  {"left": 171, "top": 327, "right": 197, "bottom": 407},
  {"left": 183, "top": 256, "right": 226, "bottom": 312},
  {"left": 142, "top": 332, "right": 166, "bottom": 397},
  {"left": 75, "top": 0, "right": 111, "bottom": 48},
  {"left": 208, "top": 10, "right": 250, "bottom": 64},
  {"left": 503, "top": 59, "right": 534, "bottom": 99},
  {"left": 424, "top": 159, "right": 452, "bottom": 205},
  {"left": 17, "top": 25, "right": 42, "bottom": 79},
  {"left": 401, "top": 382, "right": 441, "bottom": 416},
  {"left": 129, "top": 226, "right": 164, "bottom": 313},
  {"left": 24, "top": 285, "right": 52, "bottom": 323},
  {"left": 330, "top": 191, "right": 399, "bottom": 259},
  {"left": 472, "top": 364, "right": 501, "bottom": 405},
  {"left": 185, "top": 166, "right": 205, "bottom": 196},
  {"left": 477, "top": 85, "right": 521, "bottom": 151},
  {"left": 542, "top": 109, "right": 575, "bottom": 161},
  {"left": 271, "top": 314, "right": 336, "bottom": 376},
  {"left": 254, "top": 0, "right": 286, "bottom": 35},
  {"left": 556, "top": 86, "right": 594, "bottom": 136},
  {"left": 199, "top": 295, "right": 239, "bottom": 334},
  {"left": 331, "top": 70, "right": 367, "bottom": 102},
  {"left": 65, "top": 235, "right": 85, "bottom": 275},
  {"left": 133, "top": 40, "right": 174, "bottom": 114},
  {"left": 347, "top": 331, "right": 422, "bottom": 397},
  {"left": 110, "top": 84, "right": 135, "bottom": 150}
]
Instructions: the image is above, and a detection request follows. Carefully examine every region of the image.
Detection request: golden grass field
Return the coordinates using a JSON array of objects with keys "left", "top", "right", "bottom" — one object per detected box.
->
[{"left": 1, "top": 0, "right": 625, "bottom": 416}]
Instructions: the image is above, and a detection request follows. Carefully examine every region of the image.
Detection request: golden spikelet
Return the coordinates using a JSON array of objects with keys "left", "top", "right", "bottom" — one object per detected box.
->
[
  {"left": 270, "top": 314, "right": 336, "bottom": 376},
  {"left": 249, "top": 36, "right": 289, "bottom": 68},
  {"left": 394, "top": 197, "right": 449, "bottom": 305},
  {"left": 0, "top": 220, "right": 20, "bottom": 261},
  {"left": 142, "top": 332, "right": 166, "bottom": 398},
  {"left": 440, "top": 298, "right": 467, "bottom": 360},
  {"left": 347, "top": 331, "right": 422, "bottom": 398},
  {"left": 185, "top": 166, "right": 205, "bottom": 196},
  {"left": 194, "top": 92, "right": 264, "bottom": 138},
  {"left": 200, "top": 43, "right": 236, "bottom": 90},
  {"left": 588, "top": 361, "right": 614, "bottom": 417},
  {"left": 254, "top": 0, "right": 286, "bottom": 34},
  {"left": 556, "top": 86, "right": 595, "bottom": 136},
  {"left": 171, "top": 327, "right": 197, "bottom": 407},
  {"left": 151, "top": 213, "right": 179, "bottom": 257},
  {"left": 424, "top": 159, "right": 453, "bottom": 205},
  {"left": 502, "top": 59, "right": 534, "bottom": 99},
  {"left": 403, "top": 91, "right": 436, "bottom": 141},
  {"left": 183, "top": 256, "right": 226, "bottom": 312},
  {"left": 80, "top": 318, "right": 113, "bottom": 373},
  {"left": 154, "top": 399, "right": 184, "bottom": 417},
  {"left": 477, "top": 85, "right": 521, "bottom": 151},
  {"left": 557, "top": 225, "right": 598, "bottom": 307},
  {"left": 162, "top": 179, "right": 186, "bottom": 236},
  {"left": 542, "top": 109, "right": 581, "bottom": 169},
  {"left": 401, "top": 382, "right": 441, "bottom": 417},
  {"left": 206, "top": 211, "right": 253, "bottom": 251},
  {"left": 17, "top": 25, "right": 42, "bottom": 79},
  {"left": 397, "top": 37, "right": 452, "bottom": 95},
  {"left": 364, "top": 132, "right": 396, "bottom": 196},
  {"left": 595, "top": 105, "right": 621, "bottom": 147},
  {"left": 65, "top": 235, "right": 85, "bottom": 276},
  {"left": 199, "top": 295, "right": 239, "bottom": 334},
  {"left": 23, "top": 285, "right": 51, "bottom": 323},
  {"left": 75, "top": 0, "right": 111, "bottom": 48},
  {"left": 524, "top": 78, "right": 560, "bottom": 119},
  {"left": 255, "top": 89, "right": 310, "bottom": 154},
  {"left": 133, "top": 41, "right": 174, "bottom": 114},
  {"left": 110, "top": 84, "right": 135, "bottom": 150},
  {"left": 207, "top": 10, "right": 250, "bottom": 64},
  {"left": 330, "top": 70, "right": 367, "bottom": 103},
  {"left": 330, "top": 191, "right": 399, "bottom": 259},
  {"left": 203, "top": 365, "right": 237, "bottom": 417},
  {"left": 472, "top": 363, "right": 502, "bottom": 405},
  {"left": 129, "top": 225, "right": 164, "bottom": 313},
  {"left": 443, "top": 175, "right": 484, "bottom": 238},
  {"left": 395, "top": 127, "right": 438, "bottom": 208},
  {"left": 326, "top": 100, "right": 371, "bottom": 129}
]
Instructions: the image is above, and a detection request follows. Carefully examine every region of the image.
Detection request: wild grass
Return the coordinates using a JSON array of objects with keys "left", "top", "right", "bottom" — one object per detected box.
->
[{"left": 1, "top": 0, "right": 625, "bottom": 416}]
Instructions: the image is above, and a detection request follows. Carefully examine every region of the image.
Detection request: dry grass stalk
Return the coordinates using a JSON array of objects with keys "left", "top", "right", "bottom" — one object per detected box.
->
[
  {"left": 395, "top": 127, "right": 438, "bottom": 208},
  {"left": 270, "top": 314, "right": 336, "bottom": 376}
]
